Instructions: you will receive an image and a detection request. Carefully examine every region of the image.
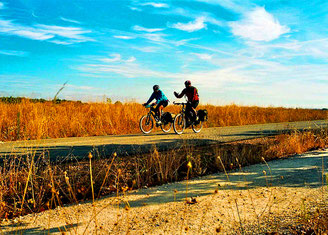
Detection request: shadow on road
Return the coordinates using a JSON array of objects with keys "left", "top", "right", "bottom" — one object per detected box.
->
[
  {"left": 219, "top": 129, "right": 282, "bottom": 137},
  {"left": 0, "top": 222, "right": 80, "bottom": 234},
  {"left": 0, "top": 137, "right": 221, "bottom": 162}
]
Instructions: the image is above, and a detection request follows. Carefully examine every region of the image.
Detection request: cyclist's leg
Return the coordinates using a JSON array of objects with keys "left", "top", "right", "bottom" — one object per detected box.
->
[
  {"left": 155, "top": 101, "right": 164, "bottom": 119},
  {"left": 186, "top": 102, "right": 194, "bottom": 121},
  {"left": 158, "top": 105, "right": 163, "bottom": 117},
  {"left": 157, "top": 100, "right": 168, "bottom": 117},
  {"left": 191, "top": 101, "right": 199, "bottom": 121}
]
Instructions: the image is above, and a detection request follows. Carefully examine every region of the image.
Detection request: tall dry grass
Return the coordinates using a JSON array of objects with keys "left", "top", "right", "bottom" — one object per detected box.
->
[{"left": 0, "top": 100, "right": 327, "bottom": 141}]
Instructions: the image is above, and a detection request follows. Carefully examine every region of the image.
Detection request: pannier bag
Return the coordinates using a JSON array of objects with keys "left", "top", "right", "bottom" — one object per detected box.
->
[
  {"left": 197, "top": 109, "right": 208, "bottom": 122},
  {"left": 162, "top": 112, "right": 174, "bottom": 123}
]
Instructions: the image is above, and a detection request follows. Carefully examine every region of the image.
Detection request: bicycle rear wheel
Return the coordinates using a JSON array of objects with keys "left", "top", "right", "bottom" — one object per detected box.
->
[
  {"left": 173, "top": 113, "right": 186, "bottom": 135},
  {"left": 192, "top": 120, "right": 203, "bottom": 133},
  {"left": 139, "top": 115, "right": 154, "bottom": 134},
  {"left": 161, "top": 121, "right": 172, "bottom": 133}
]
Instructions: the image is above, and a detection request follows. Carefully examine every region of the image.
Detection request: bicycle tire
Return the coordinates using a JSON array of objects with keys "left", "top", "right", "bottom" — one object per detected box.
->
[
  {"left": 192, "top": 121, "right": 203, "bottom": 133},
  {"left": 139, "top": 115, "right": 154, "bottom": 134},
  {"left": 173, "top": 113, "right": 186, "bottom": 135},
  {"left": 161, "top": 121, "right": 172, "bottom": 133}
]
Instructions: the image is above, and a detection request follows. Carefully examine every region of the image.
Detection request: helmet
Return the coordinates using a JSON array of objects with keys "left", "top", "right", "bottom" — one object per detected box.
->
[
  {"left": 153, "top": 85, "right": 159, "bottom": 91},
  {"left": 184, "top": 80, "right": 191, "bottom": 87}
]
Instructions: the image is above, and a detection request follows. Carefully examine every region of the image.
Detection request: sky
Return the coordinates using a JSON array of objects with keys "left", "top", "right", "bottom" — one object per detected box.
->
[{"left": 0, "top": 0, "right": 327, "bottom": 107}]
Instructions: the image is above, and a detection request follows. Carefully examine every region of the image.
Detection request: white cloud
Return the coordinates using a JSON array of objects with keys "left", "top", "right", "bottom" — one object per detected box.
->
[
  {"left": 66, "top": 84, "right": 94, "bottom": 90},
  {"left": 50, "top": 40, "right": 73, "bottom": 45},
  {"left": 133, "top": 46, "right": 159, "bottom": 53},
  {"left": 36, "top": 24, "right": 92, "bottom": 41},
  {"left": 0, "top": 50, "right": 28, "bottom": 56},
  {"left": 76, "top": 54, "right": 252, "bottom": 87},
  {"left": 243, "top": 38, "right": 328, "bottom": 60},
  {"left": 113, "top": 35, "right": 135, "bottom": 40},
  {"left": 159, "top": 7, "right": 224, "bottom": 27},
  {"left": 133, "top": 25, "right": 164, "bottom": 33},
  {"left": 174, "top": 38, "right": 199, "bottom": 46},
  {"left": 99, "top": 54, "right": 122, "bottom": 63},
  {"left": 98, "top": 54, "right": 136, "bottom": 63},
  {"left": 0, "top": 18, "right": 93, "bottom": 43},
  {"left": 78, "top": 63, "right": 170, "bottom": 78},
  {"left": 60, "top": 17, "right": 81, "bottom": 24},
  {"left": 192, "top": 53, "right": 213, "bottom": 60},
  {"left": 15, "top": 29, "right": 54, "bottom": 40},
  {"left": 141, "top": 2, "right": 169, "bottom": 8},
  {"left": 229, "top": 7, "right": 290, "bottom": 41},
  {"left": 170, "top": 17, "right": 206, "bottom": 32},
  {"left": 0, "top": 19, "right": 53, "bottom": 40},
  {"left": 126, "top": 56, "right": 136, "bottom": 63},
  {"left": 142, "top": 33, "right": 166, "bottom": 42},
  {"left": 193, "top": 0, "right": 248, "bottom": 13},
  {"left": 0, "top": 2, "right": 4, "bottom": 9},
  {"left": 182, "top": 66, "right": 252, "bottom": 88},
  {"left": 129, "top": 6, "right": 142, "bottom": 11}
]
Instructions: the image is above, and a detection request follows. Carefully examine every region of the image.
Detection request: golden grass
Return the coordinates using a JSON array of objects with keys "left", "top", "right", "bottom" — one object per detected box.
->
[{"left": 0, "top": 100, "right": 327, "bottom": 141}]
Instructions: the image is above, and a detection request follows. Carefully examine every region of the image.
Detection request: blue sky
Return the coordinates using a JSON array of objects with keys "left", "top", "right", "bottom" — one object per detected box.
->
[{"left": 0, "top": 0, "right": 327, "bottom": 107}]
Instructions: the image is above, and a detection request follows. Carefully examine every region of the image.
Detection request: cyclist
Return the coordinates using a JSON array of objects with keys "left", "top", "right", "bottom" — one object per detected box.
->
[
  {"left": 143, "top": 85, "right": 169, "bottom": 123},
  {"left": 174, "top": 80, "right": 199, "bottom": 121}
]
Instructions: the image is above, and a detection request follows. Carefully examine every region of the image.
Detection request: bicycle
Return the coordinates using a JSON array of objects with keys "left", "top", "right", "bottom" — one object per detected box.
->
[
  {"left": 173, "top": 102, "right": 203, "bottom": 134},
  {"left": 139, "top": 104, "right": 173, "bottom": 134}
]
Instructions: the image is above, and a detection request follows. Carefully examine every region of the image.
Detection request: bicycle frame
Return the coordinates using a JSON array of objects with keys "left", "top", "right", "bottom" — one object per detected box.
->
[
  {"left": 145, "top": 106, "right": 157, "bottom": 123},
  {"left": 173, "top": 101, "right": 203, "bottom": 134},
  {"left": 140, "top": 104, "right": 172, "bottom": 134},
  {"left": 173, "top": 102, "right": 192, "bottom": 124}
]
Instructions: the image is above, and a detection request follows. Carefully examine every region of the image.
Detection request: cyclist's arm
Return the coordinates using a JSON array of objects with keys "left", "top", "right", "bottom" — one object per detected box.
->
[
  {"left": 145, "top": 92, "right": 155, "bottom": 105},
  {"left": 174, "top": 89, "right": 186, "bottom": 98}
]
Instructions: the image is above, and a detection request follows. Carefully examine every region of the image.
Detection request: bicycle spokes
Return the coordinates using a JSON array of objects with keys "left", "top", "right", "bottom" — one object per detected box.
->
[
  {"left": 139, "top": 115, "right": 154, "bottom": 134},
  {"left": 173, "top": 113, "right": 185, "bottom": 134}
]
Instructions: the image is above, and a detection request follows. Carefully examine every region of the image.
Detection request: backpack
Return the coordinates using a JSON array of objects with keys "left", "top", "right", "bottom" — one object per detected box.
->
[
  {"left": 162, "top": 112, "right": 174, "bottom": 123},
  {"left": 197, "top": 109, "right": 208, "bottom": 122}
]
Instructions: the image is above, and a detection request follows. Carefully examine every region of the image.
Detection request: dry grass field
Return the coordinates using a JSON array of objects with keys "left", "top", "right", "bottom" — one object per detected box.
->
[
  {"left": 0, "top": 99, "right": 327, "bottom": 141},
  {"left": 1, "top": 99, "right": 327, "bottom": 233}
]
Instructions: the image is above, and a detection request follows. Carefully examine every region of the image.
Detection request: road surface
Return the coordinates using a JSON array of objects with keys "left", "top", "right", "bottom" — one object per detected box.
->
[{"left": 0, "top": 120, "right": 327, "bottom": 160}]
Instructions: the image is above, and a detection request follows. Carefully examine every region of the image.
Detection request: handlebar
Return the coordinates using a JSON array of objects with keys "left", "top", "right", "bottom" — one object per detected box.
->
[
  {"left": 173, "top": 101, "right": 188, "bottom": 105},
  {"left": 144, "top": 103, "right": 156, "bottom": 108}
]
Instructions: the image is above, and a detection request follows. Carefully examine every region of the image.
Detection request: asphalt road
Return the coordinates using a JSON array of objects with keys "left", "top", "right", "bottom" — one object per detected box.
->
[{"left": 0, "top": 120, "right": 328, "bottom": 160}]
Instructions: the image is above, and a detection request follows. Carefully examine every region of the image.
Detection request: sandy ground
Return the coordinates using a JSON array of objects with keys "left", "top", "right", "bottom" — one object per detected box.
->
[{"left": 1, "top": 150, "right": 327, "bottom": 234}]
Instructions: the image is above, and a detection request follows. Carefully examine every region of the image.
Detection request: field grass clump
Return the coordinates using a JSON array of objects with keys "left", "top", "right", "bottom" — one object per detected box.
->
[{"left": 0, "top": 99, "right": 327, "bottom": 141}]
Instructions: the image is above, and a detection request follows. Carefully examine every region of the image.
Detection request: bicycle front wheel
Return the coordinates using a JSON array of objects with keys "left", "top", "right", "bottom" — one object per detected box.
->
[
  {"left": 173, "top": 113, "right": 186, "bottom": 135},
  {"left": 139, "top": 115, "right": 154, "bottom": 134},
  {"left": 192, "top": 121, "right": 203, "bottom": 133}
]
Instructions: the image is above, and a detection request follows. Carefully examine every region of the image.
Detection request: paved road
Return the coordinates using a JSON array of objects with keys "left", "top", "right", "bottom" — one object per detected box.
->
[{"left": 0, "top": 120, "right": 327, "bottom": 160}]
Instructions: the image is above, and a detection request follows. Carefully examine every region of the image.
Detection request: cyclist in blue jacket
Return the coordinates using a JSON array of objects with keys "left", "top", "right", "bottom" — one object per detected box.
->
[{"left": 143, "top": 85, "right": 169, "bottom": 122}]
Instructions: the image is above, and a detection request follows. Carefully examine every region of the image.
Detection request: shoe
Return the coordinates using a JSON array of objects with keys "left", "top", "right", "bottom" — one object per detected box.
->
[{"left": 156, "top": 120, "right": 162, "bottom": 127}]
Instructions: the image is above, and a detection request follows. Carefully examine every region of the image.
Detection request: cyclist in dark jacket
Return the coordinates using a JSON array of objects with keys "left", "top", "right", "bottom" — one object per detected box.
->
[
  {"left": 174, "top": 80, "right": 199, "bottom": 121},
  {"left": 143, "top": 85, "right": 169, "bottom": 121}
]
